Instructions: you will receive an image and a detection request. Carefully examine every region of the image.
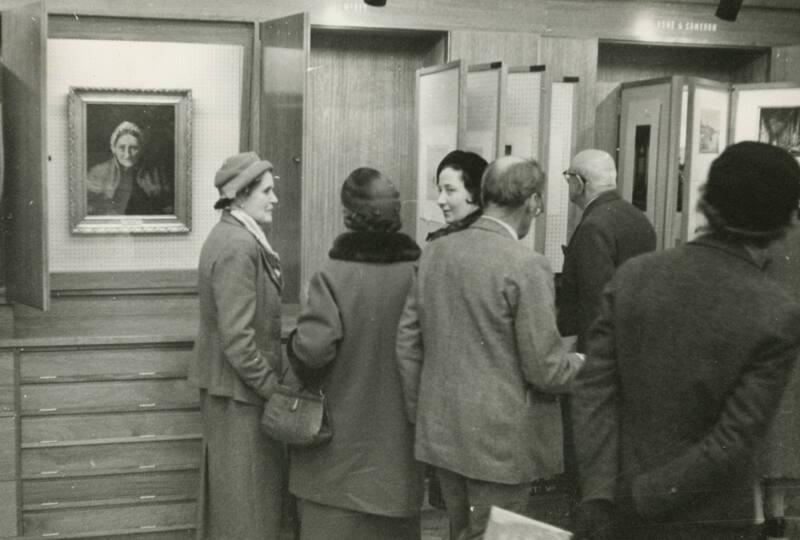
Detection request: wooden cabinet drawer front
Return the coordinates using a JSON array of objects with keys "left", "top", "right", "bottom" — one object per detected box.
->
[
  {"left": 103, "top": 530, "right": 195, "bottom": 540},
  {"left": 21, "top": 347, "right": 193, "bottom": 380},
  {"left": 24, "top": 470, "right": 199, "bottom": 505},
  {"left": 0, "top": 352, "right": 14, "bottom": 413},
  {"left": 24, "top": 501, "right": 196, "bottom": 536},
  {"left": 22, "top": 410, "right": 202, "bottom": 444},
  {"left": 23, "top": 440, "right": 201, "bottom": 477},
  {"left": 0, "top": 480, "right": 18, "bottom": 538},
  {"left": 21, "top": 380, "right": 198, "bottom": 412},
  {"left": 0, "top": 417, "right": 16, "bottom": 481}
]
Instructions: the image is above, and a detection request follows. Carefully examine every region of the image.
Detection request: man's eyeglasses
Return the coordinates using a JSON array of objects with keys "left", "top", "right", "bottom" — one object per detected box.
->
[{"left": 562, "top": 170, "right": 584, "bottom": 183}]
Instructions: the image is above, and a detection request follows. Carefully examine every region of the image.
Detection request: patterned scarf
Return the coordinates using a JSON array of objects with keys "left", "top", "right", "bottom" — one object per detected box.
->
[{"left": 229, "top": 208, "right": 282, "bottom": 285}]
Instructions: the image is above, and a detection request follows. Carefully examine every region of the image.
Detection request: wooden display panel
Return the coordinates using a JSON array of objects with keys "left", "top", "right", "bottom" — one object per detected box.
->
[
  {"left": 682, "top": 78, "right": 731, "bottom": 244},
  {"left": 415, "top": 61, "right": 464, "bottom": 245},
  {"left": 543, "top": 79, "right": 580, "bottom": 273},
  {"left": 506, "top": 65, "right": 549, "bottom": 254},
  {"left": 618, "top": 77, "right": 677, "bottom": 250},
  {"left": 258, "top": 13, "right": 308, "bottom": 304},
  {"left": 2, "top": 1, "right": 49, "bottom": 310},
  {"left": 465, "top": 62, "right": 505, "bottom": 161}
]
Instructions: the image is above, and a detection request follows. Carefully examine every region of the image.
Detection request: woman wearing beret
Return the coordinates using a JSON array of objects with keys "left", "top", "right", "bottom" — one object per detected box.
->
[
  {"left": 86, "top": 120, "right": 172, "bottom": 215},
  {"left": 189, "top": 152, "right": 285, "bottom": 539},
  {"left": 426, "top": 150, "right": 488, "bottom": 242},
  {"left": 287, "top": 167, "right": 424, "bottom": 540}
]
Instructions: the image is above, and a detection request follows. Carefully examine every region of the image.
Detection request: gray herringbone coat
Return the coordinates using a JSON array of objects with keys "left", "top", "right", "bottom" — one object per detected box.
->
[{"left": 396, "top": 217, "right": 584, "bottom": 484}]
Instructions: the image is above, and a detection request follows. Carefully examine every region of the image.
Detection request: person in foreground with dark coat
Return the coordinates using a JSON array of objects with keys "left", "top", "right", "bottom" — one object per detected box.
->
[
  {"left": 397, "top": 156, "right": 585, "bottom": 540},
  {"left": 189, "top": 152, "right": 285, "bottom": 539},
  {"left": 759, "top": 223, "right": 800, "bottom": 540},
  {"left": 287, "top": 167, "right": 424, "bottom": 540},
  {"left": 572, "top": 141, "right": 800, "bottom": 540}
]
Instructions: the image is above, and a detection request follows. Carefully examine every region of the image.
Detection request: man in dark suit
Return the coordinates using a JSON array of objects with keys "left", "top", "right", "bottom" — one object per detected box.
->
[
  {"left": 572, "top": 141, "right": 800, "bottom": 540},
  {"left": 557, "top": 149, "right": 656, "bottom": 353},
  {"left": 557, "top": 149, "right": 656, "bottom": 521}
]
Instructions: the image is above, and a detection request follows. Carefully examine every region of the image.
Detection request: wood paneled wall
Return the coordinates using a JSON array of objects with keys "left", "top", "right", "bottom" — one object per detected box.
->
[
  {"left": 545, "top": 0, "right": 800, "bottom": 47},
  {"left": 303, "top": 30, "right": 445, "bottom": 284},
  {"left": 771, "top": 45, "right": 800, "bottom": 81},
  {"left": 0, "top": 0, "right": 547, "bottom": 32},
  {"left": 449, "top": 31, "right": 539, "bottom": 66},
  {"left": 597, "top": 43, "right": 769, "bottom": 84}
]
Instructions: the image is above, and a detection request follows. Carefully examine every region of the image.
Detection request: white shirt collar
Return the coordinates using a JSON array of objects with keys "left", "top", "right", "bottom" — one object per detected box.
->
[{"left": 480, "top": 215, "right": 518, "bottom": 241}]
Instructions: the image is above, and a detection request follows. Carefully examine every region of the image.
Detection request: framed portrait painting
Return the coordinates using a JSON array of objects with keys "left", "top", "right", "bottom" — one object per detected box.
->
[{"left": 68, "top": 87, "right": 192, "bottom": 234}]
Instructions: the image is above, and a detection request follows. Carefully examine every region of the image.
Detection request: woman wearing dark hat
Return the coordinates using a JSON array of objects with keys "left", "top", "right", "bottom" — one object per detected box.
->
[
  {"left": 189, "top": 151, "right": 285, "bottom": 539},
  {"left": 572, "top": 141, "right": 800, "bottom": 540},
  {"left": 427, "top": 150, "right": 488, "bottom": 241},
  {"left": 287, "top": 167, "right": 424, "bottom": 540}
]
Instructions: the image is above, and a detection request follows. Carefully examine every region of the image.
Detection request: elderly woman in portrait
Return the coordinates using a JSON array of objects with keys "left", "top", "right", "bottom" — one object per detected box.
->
[
  {"left": 287, "top": 167, "right": 424, "bottom": 540},
  {"left": 188, "top": 152, "right": 285, "bottom": 539},
  {"left": 86, "top": 120, "right": 172, "bottom": 215}
]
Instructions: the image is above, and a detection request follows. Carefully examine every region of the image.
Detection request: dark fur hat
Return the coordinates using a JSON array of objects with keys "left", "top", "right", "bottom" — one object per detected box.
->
[
  {"left": 702, "top": 141, "right": 800, "bottom": 237},
  {"left": 436, "top": 150, "right": 488, "bottom": 206},
  {"left": 340, "top": 167, "right": 401, "bottom": 232}
]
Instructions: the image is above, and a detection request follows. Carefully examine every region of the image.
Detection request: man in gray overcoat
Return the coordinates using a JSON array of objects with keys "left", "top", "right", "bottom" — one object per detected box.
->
[
  {"left": 572, "top": 141, "right": 800, "bottom": 540},
  {"left": 396, "top": 156, "right": 585, "bottom": 540}
]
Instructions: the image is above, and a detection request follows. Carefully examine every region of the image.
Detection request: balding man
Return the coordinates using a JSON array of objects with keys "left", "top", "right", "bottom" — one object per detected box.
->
[
  {"left": 397, "top": 156, "right": 584, "bottom": 540},
  {"left": 557, "top": 149, "right": 656, "bottom": 353}
]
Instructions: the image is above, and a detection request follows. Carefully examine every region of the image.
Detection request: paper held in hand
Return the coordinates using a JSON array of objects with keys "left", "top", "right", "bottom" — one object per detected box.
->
[{"left": 482, "top": 506, "right": 573, "bottom": 540}]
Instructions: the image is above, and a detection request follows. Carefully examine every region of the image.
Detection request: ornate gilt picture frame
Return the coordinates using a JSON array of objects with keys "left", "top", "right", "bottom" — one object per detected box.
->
[{"left": 68, "top": 87, "right": 192, "bottom": 234}]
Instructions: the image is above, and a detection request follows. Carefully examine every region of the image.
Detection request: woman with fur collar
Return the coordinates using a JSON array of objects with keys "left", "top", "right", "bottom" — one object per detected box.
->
[{"left": 288, "top": 167, "right": 423, "bottom": 539}]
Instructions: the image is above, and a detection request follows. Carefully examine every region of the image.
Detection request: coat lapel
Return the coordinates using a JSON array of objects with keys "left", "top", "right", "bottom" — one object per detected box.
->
[
  {"left": 260, "top": 248, "right": 284, "bottom": 292},
  {"left": 221, "top": 212, "right": 284, "bottom": 291}
]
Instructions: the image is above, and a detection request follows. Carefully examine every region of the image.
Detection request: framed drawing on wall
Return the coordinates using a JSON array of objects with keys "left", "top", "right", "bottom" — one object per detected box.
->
[
  {"left": 68, "top": 87, "right": 192, "bottom": 234},
  {"left": 731, "top": 83, "right": 800, "bottom": 163}
]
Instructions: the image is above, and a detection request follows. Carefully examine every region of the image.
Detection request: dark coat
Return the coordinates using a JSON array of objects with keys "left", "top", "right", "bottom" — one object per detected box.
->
[
  {"left": 396, "top": 217, "right": 584, "bottom": 484},
  {"left": 761, "top": 226, "right": 800, "bottom": 479},
  {"left": 572, "top": 234, "right": 800, "bottom": 531},
  {"left": 288, "top": 231, "right": 424, "bottom": 518},
  {"left": 189, "top": 211, "right": 284, "bottom": 404},
  {"left": 557, "top": 191, "right": 656, "bottom": 352}
]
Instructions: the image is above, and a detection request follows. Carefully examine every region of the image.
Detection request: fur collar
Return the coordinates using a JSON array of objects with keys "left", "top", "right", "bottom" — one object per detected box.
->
[
  {"left": 329, "top": 231, "right": 421, "bottom": 263},
  {"left": 426, "top": 209, "right": 482, "bottom": 242}
]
